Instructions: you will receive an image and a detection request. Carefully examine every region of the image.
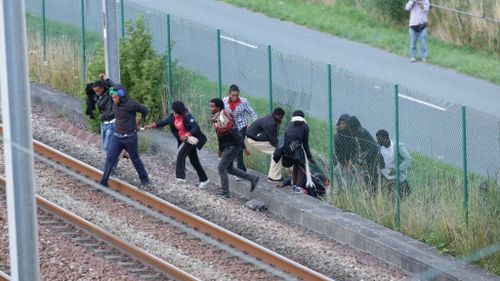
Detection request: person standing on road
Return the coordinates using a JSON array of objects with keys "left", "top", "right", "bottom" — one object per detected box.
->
[
  {"left": 406, "top": 0, "right": 430, "bottom": 62},
  {"left": 145, "top": 101, "right": 210, "bottom": 189},
  {"left": 223, "top": 84, "right": 258, "bottom": 174},
  {"left": 99, "top": 86, "right": 150, "bottom": 188},
  {"left": 210, "top": 98, "right": 259, "bottom": 198},
  {"left": 376, "top": 129, "right": 412, "bottom": 198},
  {"left": 246, "top": 107, "right": 286, "bottom": 182}
]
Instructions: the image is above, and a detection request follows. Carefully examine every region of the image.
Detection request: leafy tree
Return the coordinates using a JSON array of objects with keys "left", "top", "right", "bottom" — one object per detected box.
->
[{"left": 87, "top": 16, "right": 168, "bottom": 122}]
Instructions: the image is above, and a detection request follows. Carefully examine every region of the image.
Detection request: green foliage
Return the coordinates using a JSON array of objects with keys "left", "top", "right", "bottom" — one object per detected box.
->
[
  {"left": 363, "top": 0, "right": 407, "bottom": 23},
  {"left": 87, "top": 16, "right": 167, "bottom": 122},
  {"left": 222, "top": 0, "right": 500, "bottom": 85}
]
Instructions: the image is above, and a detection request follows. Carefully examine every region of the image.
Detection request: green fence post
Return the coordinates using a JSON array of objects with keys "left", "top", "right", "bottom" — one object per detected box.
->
[
  {"left": 80, "top": 0, "right": 86, "bottom": 82},
  {"left": 42, "top": 0, "right": 47, "bottom": 61},
  {"left": 394, "top": 84, "right": 401, "bottom": 231},
  {"left": 268, "top": 45, "right": 273, "bottom": 113},
  {"left": 217, "top": 29, "right": 222, "bottom": 98},
  {"left": 120, "top": 0, "right": 125, "bottom": 37},
  {"left": 167, "top": 14, "right": 173, "bottom": 108},
  {"left": 328, "top": 64, "right": 334, "bottom": 196},
  {"left": 462, "top": 105, "right": 469, "bottom": 225}
]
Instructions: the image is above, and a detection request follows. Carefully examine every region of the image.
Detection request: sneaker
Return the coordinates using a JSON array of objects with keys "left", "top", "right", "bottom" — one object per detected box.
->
[
  {"left": 175, "top": 178, "right": 187, "bottom": 183},
  {"left": 250, "top": 176, "right": 259, "bottom": 192},
  {"left": 139, "top": 180, "right": 151, "bottom": 191},
  {"left": 233, "top": 176, "right": 243, "bottom": 181},
  {"left": 410, "top": 57, "right": 417, "bottom": 62},
  {"left": 217, "top": 191, "right": 230, "bottom": 198},
  {"left": 198, "top": 180, "right": 210, "bottom": 189},
  {"left": 422, "top": 58, "right": 427, "bottom": 63},
  {"left": 291, "top": 185, "right": 302, "bottom": 193},
  {"left": 267, "top": 177, "right": 283, "bottom": 183}
]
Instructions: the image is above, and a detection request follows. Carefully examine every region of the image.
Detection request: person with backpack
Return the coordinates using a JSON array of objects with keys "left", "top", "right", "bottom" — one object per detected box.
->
[
  {"left": 209, "top": 98, "right": 259, "bottom": 198},
  {"left": 273, "top": 110, "right": 315, "bottom": 193},
  {"left": 145, "top": 101, "right": 210, "bottom": 189}
]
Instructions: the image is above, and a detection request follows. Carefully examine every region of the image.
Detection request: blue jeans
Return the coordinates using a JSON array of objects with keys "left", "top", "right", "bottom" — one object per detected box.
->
[
  {"left": 409, "top": 27, "right": 427, "bottom": 59},
  {"left": 99, "top": 133, "right": 149, "bottom": 186},
  {"left": 100, "top": 122, "right": 115, "bottom": 155}
]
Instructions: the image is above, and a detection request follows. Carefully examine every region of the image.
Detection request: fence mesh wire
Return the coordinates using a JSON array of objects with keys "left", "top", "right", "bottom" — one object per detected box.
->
[{"left": 22, "top": 0, "right": 500, "bottom": 273}]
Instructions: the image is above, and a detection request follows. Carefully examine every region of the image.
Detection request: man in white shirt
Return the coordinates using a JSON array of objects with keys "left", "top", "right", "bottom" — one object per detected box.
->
[
  {"left": 376, "top": 130, "right": 412, "bottom": 197},
  {"left": 405, "top": 0, "right": 430, "bottom": 62}
]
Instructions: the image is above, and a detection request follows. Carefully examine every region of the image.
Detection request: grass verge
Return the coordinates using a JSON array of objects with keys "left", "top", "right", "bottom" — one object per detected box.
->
[{"left": 221, "top": 0, "right": 500, "bottom": 85}]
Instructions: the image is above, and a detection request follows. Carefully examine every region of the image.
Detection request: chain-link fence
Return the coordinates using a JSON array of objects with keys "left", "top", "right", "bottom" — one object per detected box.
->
[{"left": 24, "top": 0, "right": 500, "bottom": 274}]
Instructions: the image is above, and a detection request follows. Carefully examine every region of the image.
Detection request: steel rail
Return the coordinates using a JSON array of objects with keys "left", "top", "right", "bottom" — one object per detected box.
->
[
  {"left": 23, "top": 132, "right": 333, "bottom": 281},
  {"left": 0, "top": 176, "right": 199, "bottom": 281}
]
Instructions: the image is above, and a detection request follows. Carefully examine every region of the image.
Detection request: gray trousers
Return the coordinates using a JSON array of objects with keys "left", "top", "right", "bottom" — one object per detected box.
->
[{"left": 218, "top": 145, "right": 256, "bottom": 194}]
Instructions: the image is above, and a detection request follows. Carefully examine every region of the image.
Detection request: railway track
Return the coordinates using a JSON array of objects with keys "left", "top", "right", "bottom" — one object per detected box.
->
[
  {"left": 0, "top": 130, "right": 333, "bottom": 281},
  {"left": 0, "top": 177, "right": 195, "bottom": 281}
]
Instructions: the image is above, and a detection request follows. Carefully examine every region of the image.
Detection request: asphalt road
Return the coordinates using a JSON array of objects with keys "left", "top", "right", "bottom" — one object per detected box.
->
[{"left": 25, "top": 0, "right": 500, "bottom": 176}]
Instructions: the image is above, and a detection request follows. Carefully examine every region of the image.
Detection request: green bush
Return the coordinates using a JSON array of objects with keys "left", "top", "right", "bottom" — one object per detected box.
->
[{"left": 87, "top": 16, "right": 167, "bottom": 122}]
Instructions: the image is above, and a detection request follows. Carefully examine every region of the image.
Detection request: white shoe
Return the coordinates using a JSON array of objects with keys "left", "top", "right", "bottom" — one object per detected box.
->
[
  {"left": 410, "top": 57, "right": 417, "bottom": 62},
  {"left": 198, "top": 180, "right": 210, "bottom": 189},
  {"left": 175, "top": 178, "right": 187, "bottom": 183},
  {"left": 233, "top": 176, "right": 243, "bottom": 181}
]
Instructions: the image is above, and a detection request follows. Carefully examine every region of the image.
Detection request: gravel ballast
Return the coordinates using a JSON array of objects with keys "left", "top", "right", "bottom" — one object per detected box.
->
[{"left": 2, "top": 104, "right": 408, "bottom": 280}]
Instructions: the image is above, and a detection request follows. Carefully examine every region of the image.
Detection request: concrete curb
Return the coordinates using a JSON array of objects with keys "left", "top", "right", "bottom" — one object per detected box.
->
[{"left": 30, "top": 82, "right": 499, "bottom": 281}]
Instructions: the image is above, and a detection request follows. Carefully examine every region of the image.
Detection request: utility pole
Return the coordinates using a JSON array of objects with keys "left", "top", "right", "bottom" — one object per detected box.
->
[
  {"left": 102, "top": 0, "right": 120, "bottom": 83},
  {"left": 0, "top": 0, "right": 40, "bottom": 280}
]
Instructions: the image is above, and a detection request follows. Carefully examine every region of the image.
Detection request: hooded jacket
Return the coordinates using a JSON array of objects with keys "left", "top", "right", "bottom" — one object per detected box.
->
[
  {"left": 347, "top": 116, "right": 379, "bottom": 165},
  {"left": 113, "top": 95, "right": 149, "bottom": 135},
  {"left": 334, "top": 114, "right": 356, "bottom": 166}
]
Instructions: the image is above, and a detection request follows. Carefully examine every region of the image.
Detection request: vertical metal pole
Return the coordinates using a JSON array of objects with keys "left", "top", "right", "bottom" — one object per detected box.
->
[
  {"left": 394, "top": 84, "right": 401, "bottom": 230},
  {"left": 80, "top": 0, "right": 86, "bottom": 82},
  {"left": 42, "top": 0, "right": 46, "bottom": 61},
  {"left": 217, "top": 29, "right": 222, "bottom": 98},
  {"left": 102, "top": 0, "right": 121, "bottom": 83},
  {"left": 268, "top": 45, "right": 273, "bottom": 113},
  {"left": 462, "top": 105, "right": 469, "bottom": 224},
  {"left": 167, "top": 14, "right": 173, "bottom": 107},
  {"left": 0, "top": 0, "right": 40, "bottom": 280},
  {"left": 120, "top": 0, "right": 125, "bottom": 37},
  {"left": 328, "top": 64, "right": 334, "bottom": 196}
]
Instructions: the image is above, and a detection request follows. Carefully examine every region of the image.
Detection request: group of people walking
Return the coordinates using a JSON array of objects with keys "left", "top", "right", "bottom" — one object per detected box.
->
[{"left": 86, "top": 77, "right": 411, "bottom": 199}]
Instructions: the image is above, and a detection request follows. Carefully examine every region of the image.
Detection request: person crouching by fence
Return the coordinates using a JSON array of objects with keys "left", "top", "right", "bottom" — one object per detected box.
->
[
  {"left": 99, "top": 86, "right": 150, "bottom": 189},
  {"left": 210, "top": 98, "right": 259, "bottom": 198},
  {"left": 145, "top": 101, "right": 210, "bottom": 189},
  {"left": 273, "top": 110, "right": 315, "bottom": 193},
  {"left": 376, "top": 129, "right": 412, "bottom": 198},
  {"left": 246, "top": 107, "right": 286, "bottom": 182}
]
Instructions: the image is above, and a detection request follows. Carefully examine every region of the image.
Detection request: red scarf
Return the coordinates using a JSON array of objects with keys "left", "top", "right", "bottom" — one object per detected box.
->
[{"left": 228, "top": 97, "right": 241, "bottom": 112}]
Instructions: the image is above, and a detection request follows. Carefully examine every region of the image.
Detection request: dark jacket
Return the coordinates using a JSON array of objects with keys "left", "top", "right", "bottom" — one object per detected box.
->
[
  {"left": 97, "top": 92, "right": 115, "bottom": 122},
  {"left": 274, "top": 120, "right": 311, "bottom": 167},
  {"left": 113, "top": 96, "right": 149, "bottom": 135},
  {"left": 334, "top": 128, "right": 356, "bottom": 166},
  {"left": 246, "top": 114, "right": 280, "bottom": 147},
  {"left": 217, "top": 128, "right": 245, "bottom": 152},
  {"left": 347, "top": 116, "right": 379, "bottom": 165},
  {"left": 156, "top": 112, "right": 207, "bottom": 150},
  {"left": 85, "top": 83, "right": 97, "bottom": 119}
]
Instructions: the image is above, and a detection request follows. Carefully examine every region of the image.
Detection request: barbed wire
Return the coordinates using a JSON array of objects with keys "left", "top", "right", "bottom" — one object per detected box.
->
[{"left": 413, "top": 0, "right": 500, "bottom": 24}]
